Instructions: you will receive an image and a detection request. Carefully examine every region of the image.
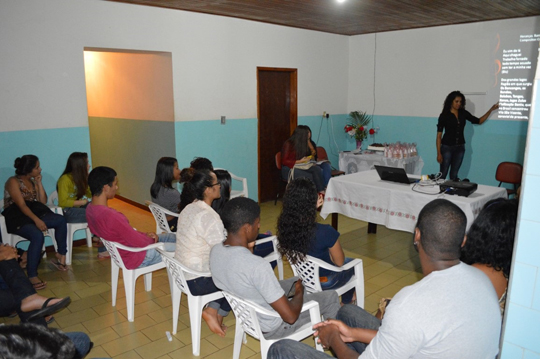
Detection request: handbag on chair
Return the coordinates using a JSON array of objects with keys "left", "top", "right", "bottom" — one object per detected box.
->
[{"left": 2, "top": 200, "right": 54, "bottom": 233}]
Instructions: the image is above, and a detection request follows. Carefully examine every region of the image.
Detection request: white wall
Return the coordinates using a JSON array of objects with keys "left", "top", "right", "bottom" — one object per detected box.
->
[
  {"left": 348, "top": 17, "right": 540, "bottom": 118},
  {"left": 0, "top": 0, "right": 349, "bottom": 133}
]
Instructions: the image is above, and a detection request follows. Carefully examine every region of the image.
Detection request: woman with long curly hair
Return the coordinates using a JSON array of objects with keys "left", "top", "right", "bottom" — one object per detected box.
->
[
  {"left": 460, "top": 198, "right": 518, "bottom": 313},
  {"left": 277, "top": 177, "right": 355, "bottom": 304}
]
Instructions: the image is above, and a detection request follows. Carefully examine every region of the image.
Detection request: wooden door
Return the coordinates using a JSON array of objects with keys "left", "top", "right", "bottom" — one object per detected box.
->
[{"left": 257, "top": 67, "right": 297, "bottom": 203}]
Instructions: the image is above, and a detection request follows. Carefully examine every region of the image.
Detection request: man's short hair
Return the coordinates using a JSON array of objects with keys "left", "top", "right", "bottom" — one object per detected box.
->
[
  {"left": 416, "top": 199, "right": 466, "bottom": 259},
  {"left": 190, "top": 157, "right": 214, "bottom": 171},
  {"left": 220, "top": 197, "right": 260, "bottom": 234},
  {"left": 88, "top": 166, "right": 117, "bottom": 196},
  {"left": 0, "top": 323, "right": 76, "bottom": 359}
]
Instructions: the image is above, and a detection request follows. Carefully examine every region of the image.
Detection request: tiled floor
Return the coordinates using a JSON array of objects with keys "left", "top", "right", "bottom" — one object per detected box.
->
[{"left": 2, "top": 199, "right": 422, "bottom": 358}]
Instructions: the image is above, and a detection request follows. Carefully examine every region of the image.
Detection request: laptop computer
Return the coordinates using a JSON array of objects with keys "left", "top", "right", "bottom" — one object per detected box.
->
[{"left": 374, "top": 165, "right": 418, "bottom": 184}]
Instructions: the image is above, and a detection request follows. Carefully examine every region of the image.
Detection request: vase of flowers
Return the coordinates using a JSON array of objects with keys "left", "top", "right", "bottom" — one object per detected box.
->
[{"left": 345, "top": 111, "right": 373, "bottom": 150}]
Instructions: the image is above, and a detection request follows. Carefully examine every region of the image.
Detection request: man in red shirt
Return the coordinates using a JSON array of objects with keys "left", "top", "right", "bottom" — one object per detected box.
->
[{"left": 86, "top": 167, "right": 176, "bottom": 269}]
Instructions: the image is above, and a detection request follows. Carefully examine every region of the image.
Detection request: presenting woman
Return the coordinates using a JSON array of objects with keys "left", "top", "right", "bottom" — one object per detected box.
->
[
  {"left": 277, "top": 177, "right": 355, "bottom": 304},
  {"left": 281, "top": 127, "right": 325, "bottom": 192},
  {"left": 150, "top": 157, "right": 181, "bottom": 231},
  {"left": 3, "top": 155, "right": 68, "bottom": 289},
  {"left": 436, "top": 91, "right": 498, "bottom": 180},
  {"left": 57, "top": 152, "right": 109, "bottom": 259},
  {"left": 175, "top": 169, "right": 231, "bottom": 337}
]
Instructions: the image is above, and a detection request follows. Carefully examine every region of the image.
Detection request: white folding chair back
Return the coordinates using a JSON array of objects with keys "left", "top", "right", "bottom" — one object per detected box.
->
[
  {"left": 100, "top": 238, "right": 166, "bottom": 322},
  {"left": 157, "top": 248, "right": 224, "bottom": 356},
  {"left": 289, "top": 255, "right": 364, "bottom": 308},
  {"left": 147, "top": 201, "right": 179, "bottom": 234},
  {"left": 214, "top": 168, "right": 248, "bottom": 198},
  {"left": 223, "top": 291, "right": 323, "bottom": 359},
  {"left": 254, "top": 235, "right": 283, "bottom": 280},
  {"left": 47, "top": 191, "right": 92, "bottom": 265}
]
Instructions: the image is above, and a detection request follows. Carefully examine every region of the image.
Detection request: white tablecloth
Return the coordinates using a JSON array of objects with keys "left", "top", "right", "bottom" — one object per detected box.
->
[
  {"left": 320, "top": 170, "right": 507, "bottom": 233},
  {"left": 339, "top": 152, "right": 424, "bottom": 175}
]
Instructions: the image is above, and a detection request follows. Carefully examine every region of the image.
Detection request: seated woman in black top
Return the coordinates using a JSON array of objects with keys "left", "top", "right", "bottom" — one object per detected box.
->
[{"left": 436, "top": 91, "right": 498, "bottom": 180}]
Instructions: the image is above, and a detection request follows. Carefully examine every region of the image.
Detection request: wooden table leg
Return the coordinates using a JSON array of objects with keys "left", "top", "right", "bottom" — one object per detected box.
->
[
  {"left": 367, "top": 222, "right": 377, "bottom": 234},
  {"left": 331, "top": 213, "right": 338, "bottom": 230}
]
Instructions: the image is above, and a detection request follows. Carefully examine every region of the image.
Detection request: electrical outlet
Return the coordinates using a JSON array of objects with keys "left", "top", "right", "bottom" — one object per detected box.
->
[{"left": 221, "top": 116, "right": 226, "bottom": 125}]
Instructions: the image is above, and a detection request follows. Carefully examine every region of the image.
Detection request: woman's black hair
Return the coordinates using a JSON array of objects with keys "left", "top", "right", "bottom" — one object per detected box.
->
[
  {"left": 60, "top": 152, "right": 89, "bottom": 199},
  {"left": 288, "top": 126, "right": 311, "bottom": 160},
  {"left": 298, "top": 124, "right": 318, "bottom": 160},
  {"left": 442, "top": 91, "right": 466, "bottom": 113},
  {"left": 150, "top": 157, "right": 177, "bottom": 199},
  {"left": 211, "top": 169, "right": 231, "bottom": 215},
  {"left": 14, "top": 155, "right": 39, "bottom": 176},
  {"left": 461, "top": 198, "right": 518, "bottom": 278},
  {"left": 276, "top": 177, "right": 318, "bottom": 264},
  {"left": 178, "top": 169, "right": 214, "bottom": 213}
]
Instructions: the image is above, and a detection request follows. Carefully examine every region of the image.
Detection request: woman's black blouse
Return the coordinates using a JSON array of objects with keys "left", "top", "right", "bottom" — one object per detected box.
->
[{"left": 437, "top": 109, "right": 480, "bottom": 146}]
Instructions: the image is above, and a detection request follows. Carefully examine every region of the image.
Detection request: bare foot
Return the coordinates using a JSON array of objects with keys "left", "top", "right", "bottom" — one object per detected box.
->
[
  {"left": 202, "top": 307, "right": 227, "bottom": 337},
  {"left": 28, "top": 277, "right": 47, "bottom": 290},
  {"left": 55, "top": 253, "right": 67, "bottom": 265},
  {"left": 20, "top": 294, "right": 65, "bottom": 313}
]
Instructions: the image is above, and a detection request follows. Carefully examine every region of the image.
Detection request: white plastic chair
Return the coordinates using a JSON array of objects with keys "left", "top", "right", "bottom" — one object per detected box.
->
[
  {"left": 215, "top": 168, "right": 248, "bottom": 198},
  {"left": 254, "top": 235, "right": 283, "bottom": 280},
  {"left": 146, "top": 201, "right": 179, "bottom": 234},
  {"left": 288, "top": 255, "right": 365, "bottom": 308},
  {"left": 157, "top": 248, "right": 224, "bottom": 356},
  {"left": 47, "top": 191, "right": 92, "bottom": 265},
  {"left": 100, "top": 238, "right": 166, "bottom": 322},
  {"left": 223, "top": 291, "right": 324, "bottom": 359},
  {"left": 0, "top": 198, "right": 52, "bottom": 258}
]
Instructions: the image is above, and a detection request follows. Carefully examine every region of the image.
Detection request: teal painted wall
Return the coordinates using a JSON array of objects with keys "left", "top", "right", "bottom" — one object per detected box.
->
[
  {"left": 88, "top": 117, "right": 176, "bottom": 205},
  {"left": 175, "top": 118, "right": 258, "bottom": 200},
  {"left": 0, "top": 115, "right": 526, "bottom": 207},
  {"left": 360, "top": 115, "right": 527, "bottom": 187},
  {"left": 174, "top": 116, "right": 351, "bottom": 202},
  {"left": 0, "top": 127, "right": 91, "bottom": 195},
  {"left": 0, "top": 127, "right": 91, "bottom": 245}
]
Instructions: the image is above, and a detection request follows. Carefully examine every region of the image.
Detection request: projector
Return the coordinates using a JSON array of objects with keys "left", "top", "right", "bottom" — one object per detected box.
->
[{"left": 439, "top": 180, "right": 478, "bottom": 197}]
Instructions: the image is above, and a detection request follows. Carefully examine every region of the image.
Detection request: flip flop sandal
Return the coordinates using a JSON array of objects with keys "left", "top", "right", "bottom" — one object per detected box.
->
[
  {"left": 26, "top": 297, "right": 71, "bottom": 322},
  {"left": 46, "top": 315, "right": 55, "bottom": 324},
  {"left": 31, "top": 281, "right": 47, "bottom": 290},
  {"left": 50, "top": 259, "right": 68, "bottom": 271}
]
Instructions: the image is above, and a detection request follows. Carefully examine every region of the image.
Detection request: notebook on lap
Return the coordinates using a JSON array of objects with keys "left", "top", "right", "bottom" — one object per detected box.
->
[{"left": 374, "top": 165, "right": 418, "bottom": 184}]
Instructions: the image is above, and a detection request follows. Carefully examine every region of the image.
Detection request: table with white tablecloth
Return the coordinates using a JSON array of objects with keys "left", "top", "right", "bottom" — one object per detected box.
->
[
  {"left": 339, "top": 152, "right": 424, "bottom": 175},
  {"left": 320, "top": 170, "right": 507, "bottom": 233}
]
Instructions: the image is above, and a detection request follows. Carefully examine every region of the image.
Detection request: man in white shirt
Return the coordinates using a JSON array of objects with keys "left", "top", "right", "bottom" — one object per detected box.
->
[{"left": 268, "top": 199, "right": 502, "bottom": 359}]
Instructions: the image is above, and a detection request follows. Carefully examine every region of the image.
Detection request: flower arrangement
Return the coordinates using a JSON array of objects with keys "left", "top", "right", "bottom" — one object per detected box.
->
[{"left": 344, "top": 111, "right": 373, "bottom": 142}]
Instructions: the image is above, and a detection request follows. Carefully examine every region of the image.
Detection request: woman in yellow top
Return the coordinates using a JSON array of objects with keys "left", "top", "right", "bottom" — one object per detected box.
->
[{"left": 57, "top": 152, "right": 108, "bottom": 258}]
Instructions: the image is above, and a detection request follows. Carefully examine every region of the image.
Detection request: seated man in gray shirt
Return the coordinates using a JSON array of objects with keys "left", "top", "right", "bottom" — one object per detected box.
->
[{"left": 210, "top": 197, "right": 341, "bottom": 340}]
